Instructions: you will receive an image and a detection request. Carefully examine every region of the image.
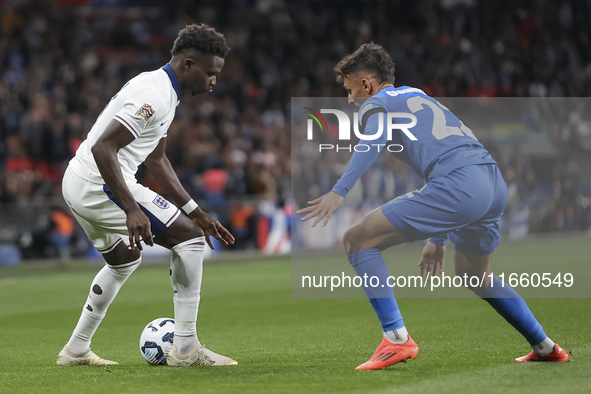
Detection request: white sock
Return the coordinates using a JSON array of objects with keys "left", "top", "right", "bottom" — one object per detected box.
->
[
  {"left": 174, "top": 321, "right": 197, "bottom": 355},
  {"left": 66, "top": 257, "right": 141, "bottom": 354},
  {"left": 532, "top": 337, "right": 556, "bottom": 356},
  {"left": 170, "top": 237, "right": 205, "bottom": 355},
  {"left": 384, "top": 326, "right": 409, "bottom": 344}
]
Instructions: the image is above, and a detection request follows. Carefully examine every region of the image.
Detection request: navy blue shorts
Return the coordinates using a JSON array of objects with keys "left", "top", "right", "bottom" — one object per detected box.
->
[{"left": 381, "top": 164, "right": 507, "bottom": 256}]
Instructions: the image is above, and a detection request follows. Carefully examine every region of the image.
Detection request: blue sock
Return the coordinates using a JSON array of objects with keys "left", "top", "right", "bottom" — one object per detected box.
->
[
  {"left": 347, "top": 249, "right": 404, "bottom": 332},
  {"left": 478, "top": 275, "right": 547, "bottom": 345}
]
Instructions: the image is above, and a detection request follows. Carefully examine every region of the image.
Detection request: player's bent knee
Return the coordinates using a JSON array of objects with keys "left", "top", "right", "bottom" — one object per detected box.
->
[
  {"left": 343, "top": 218, "right": 375, "bottom": 255},
  {"left": 342, "top": 226, "right": 356, "bottom": 255},
  {"left": 103, "top": 241, "right": 141, "bottom": 266}
]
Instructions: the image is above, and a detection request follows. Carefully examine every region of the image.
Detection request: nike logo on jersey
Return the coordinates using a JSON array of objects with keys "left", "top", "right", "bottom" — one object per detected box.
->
[{"left": 160, "top": 121, "right": 167, "bottom": 126}]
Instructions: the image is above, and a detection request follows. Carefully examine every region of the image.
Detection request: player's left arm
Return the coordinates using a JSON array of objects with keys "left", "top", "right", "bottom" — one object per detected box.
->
[
  {"left": 418, "top": 240, "right": 446, "bottom": 279},
  {"left": 144, "top": 138, "right": 235, "bottom": 248}
]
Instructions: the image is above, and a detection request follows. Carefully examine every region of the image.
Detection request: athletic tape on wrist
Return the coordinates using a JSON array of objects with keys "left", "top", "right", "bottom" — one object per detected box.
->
[{"left": 181, "top": 199, "right": 198, "bottom": 214}]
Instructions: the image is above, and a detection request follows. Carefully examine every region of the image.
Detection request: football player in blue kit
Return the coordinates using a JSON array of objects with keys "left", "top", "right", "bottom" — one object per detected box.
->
[{"left": 297, "top": 43, "right": 568, "bottom": 370}]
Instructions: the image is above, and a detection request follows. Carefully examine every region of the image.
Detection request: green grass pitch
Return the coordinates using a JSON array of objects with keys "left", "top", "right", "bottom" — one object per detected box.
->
[{"left": 0, "top": 237, "right": 590, "bottom": 394}]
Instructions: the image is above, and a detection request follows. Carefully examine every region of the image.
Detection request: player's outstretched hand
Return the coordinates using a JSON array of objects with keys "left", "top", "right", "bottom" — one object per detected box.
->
[
  {"left": 189, "top": 208, "right": 235, "bottom": 250},
  {"left": 418, "top": 241, "right": 445, "bottom": 280},
  {"left": 296, "top": 191, "right": 345, "bottom": 227},
  {"left": 126, "top": 208, "right": 153, "bottom": 250}
]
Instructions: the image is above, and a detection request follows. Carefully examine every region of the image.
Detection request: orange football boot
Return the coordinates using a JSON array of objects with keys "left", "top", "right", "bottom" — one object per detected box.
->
[
  {"left": 355, "top": 335, "right": 419, "bottom": 370},
  {"left": 515, "top": 344, "right": 569, "bottom": 362}
]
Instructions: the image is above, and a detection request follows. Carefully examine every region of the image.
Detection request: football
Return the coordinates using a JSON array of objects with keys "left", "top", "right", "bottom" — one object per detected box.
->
[{"left": 139, "top": 318, "right": 175, "bottom": 365}]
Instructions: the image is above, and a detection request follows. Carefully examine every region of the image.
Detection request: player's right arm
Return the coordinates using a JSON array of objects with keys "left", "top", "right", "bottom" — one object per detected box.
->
[
  {"left": 297, "top": 104, "right": 386, "bottom": 226},
  {"left": 144, "top": 137, "right": 235, "bottom": 249},
  {"left": 91, "top": 120, "right": 154, "bottom": 250}
]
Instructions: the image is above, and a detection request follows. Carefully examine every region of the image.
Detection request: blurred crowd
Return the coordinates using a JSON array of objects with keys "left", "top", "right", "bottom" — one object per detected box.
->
[
  {"left": 489, "top": 143, "right": 590, "bottom": 236},
  {"left": 1, "top": 0, "right": 591, "bottom": 258}
]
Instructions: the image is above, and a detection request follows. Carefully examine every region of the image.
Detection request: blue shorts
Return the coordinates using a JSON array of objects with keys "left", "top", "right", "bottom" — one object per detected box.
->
[{"left": 381, "top": 164, "right": 507, "bottom": 256}]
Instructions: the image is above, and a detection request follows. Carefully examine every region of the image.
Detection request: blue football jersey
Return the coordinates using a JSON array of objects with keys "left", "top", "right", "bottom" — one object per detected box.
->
[{"left": 332, "top": 86, "right": 496, "bottom": 197}]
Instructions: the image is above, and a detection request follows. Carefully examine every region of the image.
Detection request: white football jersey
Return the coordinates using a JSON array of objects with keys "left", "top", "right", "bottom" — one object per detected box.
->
[{"left": 70, "top": 64, "right": 181, "bottom": 184}]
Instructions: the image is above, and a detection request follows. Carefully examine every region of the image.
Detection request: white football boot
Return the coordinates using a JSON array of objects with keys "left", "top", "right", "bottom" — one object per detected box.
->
[
  {"left": 167, "top": 343, "right": 238, "bottom": 367},
  {"left": 56, "top": 345, "right": 119, "bottom": 366}
]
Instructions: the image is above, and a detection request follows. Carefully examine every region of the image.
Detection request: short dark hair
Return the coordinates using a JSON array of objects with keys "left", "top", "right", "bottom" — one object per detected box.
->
[
  {"left": 334, "top": 43, "right": 395, "bottom": 84},
  {"left": 171, "top": 24, "right": 229, "bottom": 58}
]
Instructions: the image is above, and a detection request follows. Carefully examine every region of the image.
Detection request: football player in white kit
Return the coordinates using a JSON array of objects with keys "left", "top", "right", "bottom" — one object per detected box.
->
[{"left": 57, "top": 24, "right": 237, "bottom": 367}]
